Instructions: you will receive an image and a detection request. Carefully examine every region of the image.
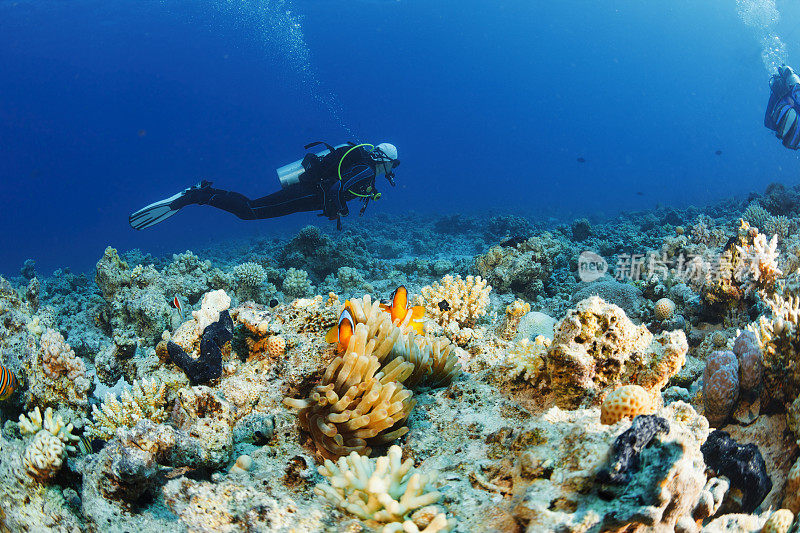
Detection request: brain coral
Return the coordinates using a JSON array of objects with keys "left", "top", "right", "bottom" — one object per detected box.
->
[
  {"left": 654, "top": 298, "right": 676, "bottom": 322},
  {"left": 702, "top": 350, "right": 739, "bottom": 427},
  {"left": 545, "top": 296, "right": 687, "bottom": 409},
  {"left": 600, "top": 385, "right": 653, "bottom": 425}
]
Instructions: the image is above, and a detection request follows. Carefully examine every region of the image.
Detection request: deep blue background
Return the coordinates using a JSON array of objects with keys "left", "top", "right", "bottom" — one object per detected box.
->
[{"left": 2, "top": 0, "right": 800, "bottom": 274}]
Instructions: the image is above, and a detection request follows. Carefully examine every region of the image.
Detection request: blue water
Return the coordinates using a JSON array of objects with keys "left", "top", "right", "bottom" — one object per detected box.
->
[{"left": 2, "top": 0, "right": 799, "bottom": 274}]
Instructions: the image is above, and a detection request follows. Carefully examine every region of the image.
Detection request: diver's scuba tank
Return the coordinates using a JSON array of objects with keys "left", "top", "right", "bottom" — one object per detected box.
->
[{"left": 276, "top": 144, "right": 348, "bottom": 188}]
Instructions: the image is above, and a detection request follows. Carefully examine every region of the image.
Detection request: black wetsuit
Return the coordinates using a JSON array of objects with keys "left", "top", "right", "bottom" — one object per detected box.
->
[{"left": 186, "top": 144, "right": 381, "bottom": 227}]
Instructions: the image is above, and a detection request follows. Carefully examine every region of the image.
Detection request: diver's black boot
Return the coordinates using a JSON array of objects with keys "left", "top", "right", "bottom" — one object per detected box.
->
[
  {"left": 129, "top": 180, "right": 214, "bottom": 230},
  {"left": 170, "top": 180, "right": 214, "bottom": 209}
]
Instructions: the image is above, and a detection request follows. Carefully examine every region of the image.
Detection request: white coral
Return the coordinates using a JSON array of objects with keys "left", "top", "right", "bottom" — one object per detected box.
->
[
  {"left": 192, "top": 289, "right": 231, "bottom": 334},
  {"left": 316, "top": 445, "right": 455, "bottom": 533},
  {"left": 735, "top": 233, "right": 782, "bottom": 294},
  {"left": 419, "top": 275, "right": 491, "bottom": 328}
]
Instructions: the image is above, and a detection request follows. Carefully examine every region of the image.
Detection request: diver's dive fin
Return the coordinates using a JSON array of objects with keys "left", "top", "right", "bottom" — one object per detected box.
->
[
  {"left": 129, "top": 191, "right": 184, "bottom": 230},
  {"left": 129, "top": 181, "right": 213, "bottom": 230}
]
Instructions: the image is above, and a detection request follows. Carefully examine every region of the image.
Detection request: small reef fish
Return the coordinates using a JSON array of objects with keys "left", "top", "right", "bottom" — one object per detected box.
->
[
  {"left": 171, "top": 295, "right": 185, "bottom": 319},
  {"left": 577, "top": 157, "right": 586, "bottom": 163},
  {"left": 379, "top": 286, "right": 425, "bottom": 334},
  {"left": 325, "top": 302, "right": 356, "bottom": 352},
  {"left": 715, "top": 150, "right": 722, "bottom": 155},
  {"left": 438, "top": 299, "right": 450, "bottom": 311},
  {"left": 0, "top": 364, "right": 18, "bottom": 400},
  {"left": 500, "top": 235, "right": 527, "bottom": 248}
]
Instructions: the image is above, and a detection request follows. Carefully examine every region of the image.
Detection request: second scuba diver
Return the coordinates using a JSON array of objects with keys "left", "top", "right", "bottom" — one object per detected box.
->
[
  {"left": 765, "top": 65, "right": 800, "bottom": 149},
  {"left": 129, "top": 141, "right": 400, "bottom": 231}
]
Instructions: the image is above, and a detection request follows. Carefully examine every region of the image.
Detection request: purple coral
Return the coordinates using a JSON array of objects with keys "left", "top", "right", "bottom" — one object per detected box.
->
[
  {"left": 732, "top": 331, "right": 763, "bottom": 392},
  {"left": 703, "top": 350, "right": 739, "bottom": 426}
]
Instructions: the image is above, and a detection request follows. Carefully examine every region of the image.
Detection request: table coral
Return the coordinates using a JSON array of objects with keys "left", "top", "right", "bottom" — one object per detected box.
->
[
  {"left": 316, "top": 445, "right": 455, "bottom": 533},
  {"left": 418, "top": 274, "right": 491, "bottom": 329}
]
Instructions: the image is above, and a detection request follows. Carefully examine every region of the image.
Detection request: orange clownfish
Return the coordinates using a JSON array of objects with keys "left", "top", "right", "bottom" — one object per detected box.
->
[
  {"left": 325, "top": 303, "right": 356, "bottom": 352},
  {"left": 380, "top": 286, "right": 425, "bottom": 334}
]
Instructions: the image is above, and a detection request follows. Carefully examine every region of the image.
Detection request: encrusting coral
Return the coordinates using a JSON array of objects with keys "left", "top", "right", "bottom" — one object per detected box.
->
[
  {"left": 86, "top": 378, "right": 169, "bottom": 440},
  {"left": 545, "top": 296, "right": 687, "bottom": 409},
  {"left": 24, "top": 328, "right": 92, "bottom": 411},
  {"left": 316, "top": 444, "right": 455, "bottom": 533},
  {"left": 418, "top": 274, "right": 491, "bottom": 329},
  {"left": 496, "top": 299, "right": 531, "bottom": 340},
  {"left": 283, "top": 322, "right": 416, "bottom": 460}
]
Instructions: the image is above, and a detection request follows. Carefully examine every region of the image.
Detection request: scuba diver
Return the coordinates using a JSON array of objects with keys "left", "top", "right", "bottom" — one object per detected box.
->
[
  {"left": 765, "top": 65, "right": 800, "bottom": 149},
  {"left": 129, "top": 142, "right": 400, "bottom": 231}
]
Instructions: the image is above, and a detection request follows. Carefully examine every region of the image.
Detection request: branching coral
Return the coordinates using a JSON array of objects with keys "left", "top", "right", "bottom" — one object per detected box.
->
[
  {"left": 86, "top": 378, "right": 169, "bottom": 440},
  {"left": 283, "top": 323, "right": 416, "bottom": 460},
  {"left": 316, "top": 445, "right": 455, "bottom": 533},
  {"left": 418, "top": 275, "right": 491, "bottom": 329},
  {"left": 735, "top": 232, "right": 782, "bottom": 295},
  {"left": 283, "top": 267, "right": 314, "bottom": 299},
  {"left": 233, "top": 261, "right": 266, "bottom": 300},
  {"left": 19, "top": 406, "right": 79, "bottom": 482}
]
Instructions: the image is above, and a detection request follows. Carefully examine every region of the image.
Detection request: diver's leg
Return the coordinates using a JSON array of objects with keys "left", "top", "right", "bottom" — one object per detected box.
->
[{"left": 204, "top": 186, "right": 322, "bottom": 220}]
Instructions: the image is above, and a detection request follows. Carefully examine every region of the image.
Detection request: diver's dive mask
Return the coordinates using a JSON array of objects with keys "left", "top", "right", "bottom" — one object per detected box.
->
[{"left": 371, "top": 145, "right": 400, "bottom": 185}]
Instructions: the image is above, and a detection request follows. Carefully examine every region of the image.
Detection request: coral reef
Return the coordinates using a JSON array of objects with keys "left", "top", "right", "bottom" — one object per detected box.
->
[
  {"left": 473, "top": 233, "right": 565, "bottom": 299},
  {"left": 8, "top": 186, "right": 800, "bottom": 532}
]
